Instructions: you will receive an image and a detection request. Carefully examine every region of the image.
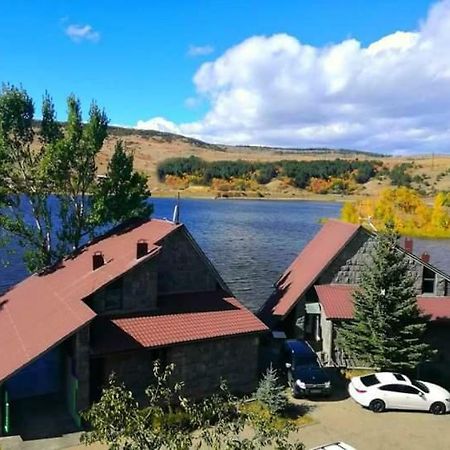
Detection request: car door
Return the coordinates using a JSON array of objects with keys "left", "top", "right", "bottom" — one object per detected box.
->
[
  {"left": 378, "top": 384, "right": 406, "bottom": 409},
  {"left": 397, "top": 385, "right": 429, "bottom": 411}
]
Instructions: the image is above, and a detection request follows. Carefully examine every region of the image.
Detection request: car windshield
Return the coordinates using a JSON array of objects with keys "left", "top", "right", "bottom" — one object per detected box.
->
[
  {"left": 294, "top": 356, "right": 318, "bottom": 367},
  {"left": 360, "top": 374, "right": 380, "bottom": 387},
  {"left": 412, "top": 380, "right": 430, "bottom": 393}
]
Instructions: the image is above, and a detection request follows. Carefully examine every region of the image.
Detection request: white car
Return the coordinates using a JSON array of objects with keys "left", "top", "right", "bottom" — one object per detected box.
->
[
  {"left": 310, "top": 442, "right": 356, "bottom": 450},
  {"left": 349, "top": 372, "right": 450, "bottom": 415}
]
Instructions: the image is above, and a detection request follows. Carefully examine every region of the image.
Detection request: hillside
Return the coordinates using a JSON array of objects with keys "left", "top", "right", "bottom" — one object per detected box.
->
[{"left": 94, "top": 126, "right": 450, "bottom": 200}]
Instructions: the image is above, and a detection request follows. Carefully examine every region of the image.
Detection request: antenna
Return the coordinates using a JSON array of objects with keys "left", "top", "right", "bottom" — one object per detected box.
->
[{"left": 172, "top": 192, "right": 180, "bottom": 224}]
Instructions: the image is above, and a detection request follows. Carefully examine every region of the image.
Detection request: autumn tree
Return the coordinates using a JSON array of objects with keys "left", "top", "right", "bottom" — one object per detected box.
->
[
  {"left": 0, "top": 85, "right": 151, "bottom": 272},
  {"left": 337, "top": 222, "right": 434, "bottom": 371}
]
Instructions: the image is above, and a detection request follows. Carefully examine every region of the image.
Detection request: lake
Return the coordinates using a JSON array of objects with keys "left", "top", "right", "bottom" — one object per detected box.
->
[{"left": 2, "top": 198, "right": 450, "bottom": 312}]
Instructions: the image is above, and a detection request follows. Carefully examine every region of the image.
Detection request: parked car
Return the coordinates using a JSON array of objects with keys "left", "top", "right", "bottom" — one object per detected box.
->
[
  {"left": 283, "top": 339, "right": 331, "bottom": 397},
  {"left": 309, "top": 442, "right": 356, "bottom": 450},
  {"left": 349, "top": 371, "right": 450, "bottom": 415}
]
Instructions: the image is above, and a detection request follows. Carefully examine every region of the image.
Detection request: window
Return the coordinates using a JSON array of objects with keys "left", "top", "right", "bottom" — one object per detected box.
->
[
  {"left": 360, "top": 374, "right": 380, "bottom": 387},
  {"left": 394, "top": 373, "right": 406, "bottom": 381},
  {"left": 412, "top": 380, "right": 430, "bottom": 393},
  {"left": 379, "top": 384, "right": 404, "bottom": 393},
  {"left": 379, "top": 384, "right": 420, "bottom": 394},
  {"left": 105, "top": 278, "right": 123, "bottom": 311},
  {"left": 422, "top": 267, "right": 436, "bottom": 294}
]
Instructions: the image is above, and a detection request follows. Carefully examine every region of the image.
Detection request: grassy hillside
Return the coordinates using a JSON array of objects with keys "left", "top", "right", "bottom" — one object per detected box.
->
[{"left": 90, "top": 126, "right": 450, "bottom": 200}]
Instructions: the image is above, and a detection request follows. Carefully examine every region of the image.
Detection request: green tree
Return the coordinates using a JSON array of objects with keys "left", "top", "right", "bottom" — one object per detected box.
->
[
  {"left": 81, "top": 361, "right": 304, "bottom": 450},
  {"left": 92, "top": 140, "right": 152, "bottom": 225},
  {"left": 337, "top": 222, "right": 434, "bottom": 371},
  {"left": 0, "top": 85, "right": 152, "bottom": 272},
  {"left": 255, "top": 365, "right": 288, "bottom": 415}
]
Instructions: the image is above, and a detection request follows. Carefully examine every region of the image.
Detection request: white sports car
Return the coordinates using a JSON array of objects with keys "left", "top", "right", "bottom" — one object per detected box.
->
[{"left": 349, "top": 372, "right": 450, "bottom": 415}]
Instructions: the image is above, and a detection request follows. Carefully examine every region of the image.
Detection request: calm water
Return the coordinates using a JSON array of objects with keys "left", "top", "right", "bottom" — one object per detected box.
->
[{"left": 2, "top": 198, "right": 450, "bottom": 311}]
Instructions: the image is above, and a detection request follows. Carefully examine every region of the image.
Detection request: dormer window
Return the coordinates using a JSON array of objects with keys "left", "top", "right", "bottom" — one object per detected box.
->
[{"left": 422, "top": 267, "right": 436, "bottom": 294}]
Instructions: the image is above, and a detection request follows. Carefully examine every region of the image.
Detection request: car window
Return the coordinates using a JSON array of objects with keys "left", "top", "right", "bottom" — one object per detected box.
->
[
  {"left": 360, "top": 374, "right": 380, "bottom": 387},
  {"left": 294, "top": 356, "right": 318, "bottom": 367},
  {"left": 379, "top": 384, "right": 404, "bottom": 392},
  {"left": 401, "top": 385, "right": 421, "bottom": 395},
  {"left": 412, "top": 380, "right": 430, "bottom": 393},
  {"left": 394, "top": 373, "right": 406, "bottom": 381}
]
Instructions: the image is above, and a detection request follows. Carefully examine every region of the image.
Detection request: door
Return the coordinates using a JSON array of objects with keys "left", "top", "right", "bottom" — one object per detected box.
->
[
  {"left": 397, "top": 385, "right": 429, "bottom": 411},
  {"left": 378, "top": 384, "right": 407, "bottom": 409}
]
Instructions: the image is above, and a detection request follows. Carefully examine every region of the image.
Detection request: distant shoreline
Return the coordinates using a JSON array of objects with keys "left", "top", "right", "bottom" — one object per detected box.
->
[{"left": 151, "top": 191, "right": 349, "bottom": 203}]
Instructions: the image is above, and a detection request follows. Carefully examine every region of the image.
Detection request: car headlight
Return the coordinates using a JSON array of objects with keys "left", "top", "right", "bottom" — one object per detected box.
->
[
  {"left": 296, "top": 380, "right": 306, "bottom": 389},
  {"left": 325, "top": 381, "right": 331, "bottom": 388}
]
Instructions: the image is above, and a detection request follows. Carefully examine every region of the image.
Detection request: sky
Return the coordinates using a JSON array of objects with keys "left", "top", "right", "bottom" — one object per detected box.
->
[{"left": 1, "top": 0, "right": 450, "bottom": 154}]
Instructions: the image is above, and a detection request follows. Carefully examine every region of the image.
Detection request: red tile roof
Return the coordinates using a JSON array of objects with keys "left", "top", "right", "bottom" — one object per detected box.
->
[
  {"left": 91, "top": 291, "right": 268, "bottom": 354},
  {"left": 316, "top": 284, "right": 450, "bottom": 321},
  {"left": 0, "top": 219, "right": 180, "bottom": 382},
  {"left": 271, "top": 220, "right": 360, "bottom": 317},
  {"left": 315, "top": 284, "right": 355, "bottom": 320}
]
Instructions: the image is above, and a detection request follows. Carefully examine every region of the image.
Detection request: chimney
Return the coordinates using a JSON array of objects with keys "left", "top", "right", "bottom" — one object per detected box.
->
[
  {"left": 172, "top": 192, "right": 180, "bottom": 224},
  {"left": 404, "top": 237, "right": 413, "bottom": 253},
  {"left": 92, "top": 251, "right": 104, "bottom": 270},
  {"left": 136, "top": 239, "right": 148, "bottom": 259},
  {"left": 421, "top": 252, "right": 430, "bottom": 264}
]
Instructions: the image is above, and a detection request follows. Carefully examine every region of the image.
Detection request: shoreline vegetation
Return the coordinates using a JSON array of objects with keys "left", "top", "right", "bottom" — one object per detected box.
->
[{"left": 153, "top": 156, "right": 450, "bottom": 239}]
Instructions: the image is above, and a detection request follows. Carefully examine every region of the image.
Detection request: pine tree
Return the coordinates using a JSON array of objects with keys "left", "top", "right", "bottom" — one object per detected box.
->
[
  {"left": 338, "top": 222, "right": 434, "bottom": 371},
  {"left": 255, "top": 365, "right": 288, "bottom": 415}
]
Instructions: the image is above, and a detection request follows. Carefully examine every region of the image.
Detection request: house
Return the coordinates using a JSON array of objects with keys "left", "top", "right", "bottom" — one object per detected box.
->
[
  {"left": 259, "top": 220, "right": 450, "bottom": 369},
  {"left": 0, "top": 218, "right": 267, "bottom": 437}
]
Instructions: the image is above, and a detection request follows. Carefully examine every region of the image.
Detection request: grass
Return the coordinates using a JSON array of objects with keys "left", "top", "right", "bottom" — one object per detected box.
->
[{"left": 239, "top": 399, "right": 315, "bottom": 428}]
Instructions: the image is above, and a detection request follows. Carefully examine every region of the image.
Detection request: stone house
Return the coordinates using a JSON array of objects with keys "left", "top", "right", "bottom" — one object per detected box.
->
[
  {"left": 259, "top": 220, "right": 450, "bottom": 368},
  {"left": 0, "top": 218, "right": 267, "bottom": 437}
]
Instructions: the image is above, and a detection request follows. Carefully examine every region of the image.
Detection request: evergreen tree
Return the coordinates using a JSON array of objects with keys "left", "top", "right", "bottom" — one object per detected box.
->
[
  {"left": 338, "top": 222, "right": 434, "bottom": 371},
  {"left": 92, "top": 140, "right": 152, "bottom": 225},
  {"left": 255, "top": 365, "right": 288, "bottom": 415}
]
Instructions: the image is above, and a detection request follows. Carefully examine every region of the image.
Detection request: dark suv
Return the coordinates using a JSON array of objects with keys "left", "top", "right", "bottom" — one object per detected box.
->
[{"left": 283, "top": 339, "right": 331, "bottom": 397}]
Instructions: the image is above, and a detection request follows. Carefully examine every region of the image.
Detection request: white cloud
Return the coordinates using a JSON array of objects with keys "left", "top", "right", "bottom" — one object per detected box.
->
[
  {"left": 65, "top": 24, "right": 100, "bottom": 43},
  {"left": 137, "top": 0, "right": 450, "bottom": 154},
  {"left": 187, "top": 44, "right": 215, "bottom": 57}
]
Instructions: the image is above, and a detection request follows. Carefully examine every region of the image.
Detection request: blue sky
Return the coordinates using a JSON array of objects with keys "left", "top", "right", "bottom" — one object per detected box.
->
[{"left": 1, "top": 0, "right": 449, "bottom": 153}]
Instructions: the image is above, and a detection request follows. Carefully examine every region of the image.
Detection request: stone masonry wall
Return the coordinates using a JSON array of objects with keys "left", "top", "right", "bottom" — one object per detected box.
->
[
  {"left": 103, "top": 351, "right": 154, "bottom": 403},
  {"left": 157, "top": 229, "right": 217, "bottom": 295},
  {"left": 168, "top": 335, "right": 260, "bottom": 398},
  {"left": 319, "top": 229, "right": 433, "bottom": 295},
  {"left": 75, "top": 326, "right": 90, "bottom": 412},
  {"left": 90, "top": 258, "right": 158, "bottom": 314}
]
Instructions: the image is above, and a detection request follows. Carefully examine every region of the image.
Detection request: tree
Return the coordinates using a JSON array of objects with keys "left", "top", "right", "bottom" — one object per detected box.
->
[
  {"left": 92, "top": 140, "right": 152, "bottom": 225},
  {"left": 255, "top": 365, "right": 288, "bottom": 415},
  {"left": 81, "top": 361, "right": 304, "bottom": 450},
  {"left": 337, "top": 222, "right": 434, "bottom": 371},
  {"left": 0, "top": 85, "right": 152, "bottom": 272}
]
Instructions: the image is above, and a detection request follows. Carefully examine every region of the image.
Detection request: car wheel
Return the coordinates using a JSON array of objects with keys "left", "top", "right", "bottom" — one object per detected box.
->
[
  {"left": 369, "top": 399, "right": 385, "bottom": 413},
  {"left": 430, "top": 402, "right": 446, "bottom": 415}
]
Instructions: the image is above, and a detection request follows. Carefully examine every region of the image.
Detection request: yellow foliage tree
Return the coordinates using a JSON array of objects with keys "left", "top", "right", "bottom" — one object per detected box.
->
[{"left": 341, "top": 188, "right": 450, "bottom": 238}]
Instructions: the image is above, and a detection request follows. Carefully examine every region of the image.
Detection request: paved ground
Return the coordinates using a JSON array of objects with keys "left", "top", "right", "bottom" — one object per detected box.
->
[{"left": 292, "top": 394, "right": 450, "bottom": 450}]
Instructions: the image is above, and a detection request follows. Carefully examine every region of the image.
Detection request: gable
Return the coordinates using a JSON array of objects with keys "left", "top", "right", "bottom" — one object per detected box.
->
[{"left": 156, "top": 226, "right": 229, "bottom": 296}]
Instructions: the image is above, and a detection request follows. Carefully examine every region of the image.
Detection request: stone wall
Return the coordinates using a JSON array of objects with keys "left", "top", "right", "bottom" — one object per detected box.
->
[
  {"left": 168, "top": 335, "right": 260, "bottom": 398},
  {"left": 90, "top": 258, "right": 158, "bottom": 314},
  {"left": 157, "top": 228, "right": 217, "bottom": 295},
  {"left": 319, "top": 229, "right": 439, "bottom": 295},
  {"left": 75, "top": 326, "right": 90, "bottom": 412},
  {"left": 102, "top": 351, "right": 154, "bottom": 403}
]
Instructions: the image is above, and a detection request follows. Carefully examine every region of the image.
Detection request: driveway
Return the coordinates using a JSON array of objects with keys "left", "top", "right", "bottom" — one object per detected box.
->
[{"left": 293, "top": 395, "right": 450, "bottom": 450}]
